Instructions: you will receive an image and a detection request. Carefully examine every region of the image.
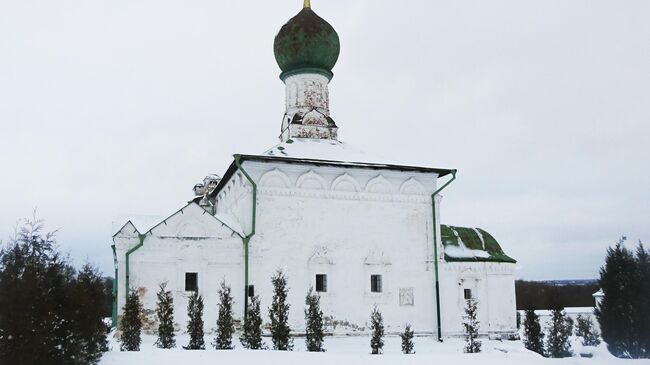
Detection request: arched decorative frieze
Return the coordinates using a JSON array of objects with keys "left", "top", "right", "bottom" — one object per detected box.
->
[
  {"left": 296, "top": 170, "right": 327, "bottom": 190},
  {"left": 399, "top": 178, "right": 426, "bottom": 195},
  {"left": 235, "top": 172, "right": 248, "bottom": 190},
  {"left": 365, "top": 175, "right": 394, "bottom": 194},
  {"left": 231, "top": 173, "right": 241, "bottom": 190},
  {"left": 331, "top": 173, "right": 361, "bottom": 192},
  {"left": 259, "top": 169, "right": 292, "bottom": 189}
]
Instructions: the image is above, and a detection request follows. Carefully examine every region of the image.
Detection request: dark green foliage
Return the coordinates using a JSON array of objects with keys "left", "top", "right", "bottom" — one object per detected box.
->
[
  {"left": 463, "top": 298, "right": 482, "bottom": 353},
  {"left": 101, "top": 276, "right": 114, "bottom": 318},
  {"left": 565, "top": 316, "right": 574, "bottom": 337},
  {"left": 597, "top": 239, "right": 650, "bottom": 358},
  {"left": 120, "top": 290, "right": 143, "bottom": 351},
  {"left": 304, "top": 287, "right": 325, "bottom": 352},
  {"left": 400, "top": 323, "right": 415, "bottom": 354},
  {"left": 72, "top": 264, "right": 110, "bottom": 360},
  {"left": 523, "top": 309, "right": 545, "bottom": 356},
  {"left": 184, "top": 292, "right": 205, "bottom": 350},
  {"left": 0, "top": 217, "right": 109, "bottom": 364},
  {"left": 576, "top": 314, "right": 601, "bottom": 347},
  {"left": 516, "top": 311, "right": 521, "bottom": 329},
  {"left": 154, "top": 282, "right": 176, "bottom": 349},
  {"left": 240, "top": 296, "right": 264, "bottom": 349},
  {"left": 545, "top": 309, "right": 573, "bottom": 358},
  {"left": 269, "top": 270, "right": 293, "bottom": 351},
  {"left": 635, "top": 243, "right": 650, "bottom": 355},
  {"left": 213, "top": 281, "right": 235, "bottom": 350},
  {"left": 516, "top": 280, "right": 600, "bottom": 310},
  {"left": 370, "top": 305, "right": 384, "bottom": 355}
]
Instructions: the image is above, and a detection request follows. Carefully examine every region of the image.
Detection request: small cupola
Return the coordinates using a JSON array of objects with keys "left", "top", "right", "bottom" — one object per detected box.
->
[
  {"left": 273, "top": 0, "right": 340, "bottom": 81},
  {"left": 274, "top": 1, "right": 341, "bottom": 142}
]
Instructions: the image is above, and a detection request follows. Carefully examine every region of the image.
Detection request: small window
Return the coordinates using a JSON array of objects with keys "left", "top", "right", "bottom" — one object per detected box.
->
[
  {"left": 185, "top": 272, "right": 198, "bottom": 292},
  {"left": 464, "top": 289, "right": 472, "bottom": 299},
  {"left": 248, "top": 285, "right": 255, "bottom": 297},
  {"left": 316, "top": 274, "right": 327, "bottom": 292},
  {"left": 371, "top": 274, "right": 383, "bottom": 293}
]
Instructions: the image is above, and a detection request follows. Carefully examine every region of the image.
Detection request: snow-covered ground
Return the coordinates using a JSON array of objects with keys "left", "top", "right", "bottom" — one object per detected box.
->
[{"left": 101, "top": 333, "right": 650, "bottom": 365}]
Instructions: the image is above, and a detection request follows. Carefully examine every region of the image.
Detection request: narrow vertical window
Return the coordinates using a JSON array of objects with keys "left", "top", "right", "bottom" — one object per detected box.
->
[
  {"left": 464, "top": 288, "right": 472, "bottom": 299},
  {"left": 248, "top": 285, "right": 255, "bottom": 297},
  {"left": 371, "top": 274, "right": 382, "bottom": 293},
  {"left": 185, "top": 272, "right": 198, "bottom": 292},
  {"left": 316, "top": 274, "right": 327, "bottom": 292}
]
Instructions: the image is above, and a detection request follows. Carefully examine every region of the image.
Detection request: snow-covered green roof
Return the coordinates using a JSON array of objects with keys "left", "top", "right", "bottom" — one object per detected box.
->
[{"left": 441, "top": 225, "right": 516, "bottom": 263}]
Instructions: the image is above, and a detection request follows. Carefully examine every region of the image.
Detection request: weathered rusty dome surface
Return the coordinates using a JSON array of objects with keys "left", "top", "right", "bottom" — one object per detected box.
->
[{"left": 274, "top": 6, "right": 340, "bottom": 80}]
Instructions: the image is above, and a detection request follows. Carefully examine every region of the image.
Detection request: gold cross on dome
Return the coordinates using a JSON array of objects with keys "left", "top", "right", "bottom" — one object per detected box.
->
[{"left": 304, "top": 0, "right": 311, "bottom": 8}]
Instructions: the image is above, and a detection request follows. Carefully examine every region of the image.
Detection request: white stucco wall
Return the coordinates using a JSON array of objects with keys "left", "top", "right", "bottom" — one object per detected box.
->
[
  {"left": 114, "top": 160, "right": 517, "bottom": 338},
  {"left": 439, "top": 261, "right": 517, "bottom": 338},
  {"left": 113, "top": 203, "right": 244, "bottom": 331},
  {"left": 223, "top": 161, "right": 441, "bottom": 334}
]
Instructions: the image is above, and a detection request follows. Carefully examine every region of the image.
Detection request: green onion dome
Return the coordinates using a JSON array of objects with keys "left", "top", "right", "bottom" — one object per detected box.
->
[{"left": 273, "top": 2, "right": 340, "bottom": 80}]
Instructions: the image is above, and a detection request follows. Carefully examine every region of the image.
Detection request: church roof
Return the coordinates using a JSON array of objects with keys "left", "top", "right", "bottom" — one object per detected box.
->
[
  {"left": 260, "top": 139, "right": 453, "bottom": 174},
  {"left": 441, "top": 225, "right": 516, "bottom": 263},
  {"left": 256, "top": 139, "right": 454, "bottom": 175},
  {"left": 112, "top": 203, "right": 242, "bottom": 238},
  {"left": 112, "top": 214, "right": 164, "bottom": 236},
  {"left": 209, "top": 139, "right": 454, "bottom": 198},
  {"left": 274, "top": 1, "right": 340, "bottom": 80}
]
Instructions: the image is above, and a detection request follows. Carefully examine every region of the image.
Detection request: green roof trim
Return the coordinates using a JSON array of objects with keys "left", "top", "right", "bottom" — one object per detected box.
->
[{"left": 441, "top": 225, "right": 516, "bottom": 263}]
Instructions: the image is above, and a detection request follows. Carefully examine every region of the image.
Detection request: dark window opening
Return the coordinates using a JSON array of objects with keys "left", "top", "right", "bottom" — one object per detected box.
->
[
  {"left": 371, "top": 274, "right": 383, "bottom": 293},
  {"left": 316, "top": 274, "right": 327, "bottom": 292},
  {"left": 464, "top": 288, "right": 472, "bottom": 299},
  {"left": 185, "top": 272, "right": 198, "bottom": 292},
  {"left": 248, "top": 285, "right": 255, "bottom": 297}
]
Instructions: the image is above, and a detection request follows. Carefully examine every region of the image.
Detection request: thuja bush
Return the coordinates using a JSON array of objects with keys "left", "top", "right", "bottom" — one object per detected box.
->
[
  {"left": 213, "top": 281, "right": 235, "bottom": 350},
  {"left": 369, "top": 305, "right": 384, "bottom": 355},
  {"left": 154, "top": 282, "right": 176, "bottom": 349},
  {"left": 184, "top": 292, "right": 205, "bottom": 350},
  {"left": 304, "top": 287, "right": 325, "bottom": 352},
  {"left": 269, "top": 270, "right": 293, "bottom": 351}
]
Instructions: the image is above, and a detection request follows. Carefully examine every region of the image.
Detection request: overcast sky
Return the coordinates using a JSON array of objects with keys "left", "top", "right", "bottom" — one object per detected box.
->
[{"left": 1, "top": 0, "right": 648, "bottom": 280}]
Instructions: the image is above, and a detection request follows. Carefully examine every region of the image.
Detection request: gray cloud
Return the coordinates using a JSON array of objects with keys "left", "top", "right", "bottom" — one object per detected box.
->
[{"left": 1, "top": 0, "right": 648, "bottom": 280}]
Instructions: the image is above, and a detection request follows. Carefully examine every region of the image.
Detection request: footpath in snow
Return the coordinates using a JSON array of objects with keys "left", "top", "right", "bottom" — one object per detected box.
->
[{"left": 101, "top": 334, "right": 650, "bottom": 365}]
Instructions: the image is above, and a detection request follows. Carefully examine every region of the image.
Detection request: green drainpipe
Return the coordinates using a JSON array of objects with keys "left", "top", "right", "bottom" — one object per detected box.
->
[
  {"left": 111, "top": 244, "right": 118, "bottom": 328},
  {"left": 234, "top": 154, "right": 257, "bottom": 323},
  {"left": 125, "top": 234, "right": 146, "bottom": 303},
  {"left": 431, "top": 169, "right": 457, "bottom": 342}
]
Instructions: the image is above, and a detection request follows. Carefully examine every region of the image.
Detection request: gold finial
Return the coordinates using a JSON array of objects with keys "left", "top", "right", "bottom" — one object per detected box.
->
[{"left": 304, "top": 0, "right": 311, "bottom": 8}]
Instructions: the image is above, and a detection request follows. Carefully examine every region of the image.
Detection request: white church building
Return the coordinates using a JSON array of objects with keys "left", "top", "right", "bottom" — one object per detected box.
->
[{"left": 111, "top": 1, "right": 517, "bottom": 340}]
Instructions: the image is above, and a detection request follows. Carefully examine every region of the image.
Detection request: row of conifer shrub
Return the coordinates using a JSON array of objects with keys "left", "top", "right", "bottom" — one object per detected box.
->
[{"left": 119, "top": 270, "right": 424, "bottom": 354}]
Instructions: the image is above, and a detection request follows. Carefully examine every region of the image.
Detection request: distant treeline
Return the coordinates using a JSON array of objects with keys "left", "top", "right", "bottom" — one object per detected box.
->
[{"left": 516, "top": 280, "right": 600, "bottom": 310}]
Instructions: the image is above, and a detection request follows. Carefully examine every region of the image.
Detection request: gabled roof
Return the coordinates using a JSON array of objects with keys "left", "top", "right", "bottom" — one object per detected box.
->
[
  {"left": 112, "top": 202, "right": 243, "bottom": 239},
  {"left": 441, "top": 225, "right": 516, "bottom": 264},
  {"left": 112, "top": 215, "right": 163, "bottom": 237}
]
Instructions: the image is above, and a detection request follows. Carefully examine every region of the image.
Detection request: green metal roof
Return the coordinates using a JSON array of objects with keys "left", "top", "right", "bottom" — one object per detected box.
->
[
  {"left": 274, "top": 5, "right": 340, "bottom": 80},
  {"left": 441, "top": 225, "right": 516, "bottom": 263}
]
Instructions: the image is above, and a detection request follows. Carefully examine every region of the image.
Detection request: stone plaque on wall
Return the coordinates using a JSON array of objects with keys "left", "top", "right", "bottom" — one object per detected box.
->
[{"left": 399, "top": 287, "right": 414, "bottom": 306}]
